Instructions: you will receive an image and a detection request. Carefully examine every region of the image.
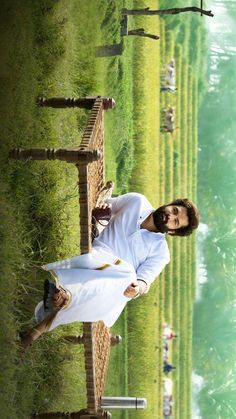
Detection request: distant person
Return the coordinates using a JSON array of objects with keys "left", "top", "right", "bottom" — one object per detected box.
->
[
  {"left": 164, "top": 58, "right": 175, "bottom": 74},
  {"left": 164, "top": 362, "right": 176, "bottom": 374},
  {"left": 160, "top": 86, "right": 178, "bottom": 92},
  {"left": 163, "top": 323, "right": 178, "bottom": 340},
  {"left": 21, "top": 192, "right": 199, "bottom": 349},
  {"left": 160, "top": 107, "right": 176, "bottom": 133},
  {"left": 161, "top": 58, "right": 175, "bottom": 79}
]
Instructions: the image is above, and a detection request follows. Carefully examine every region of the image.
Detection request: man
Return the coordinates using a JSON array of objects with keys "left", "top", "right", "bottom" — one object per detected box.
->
[
  {"left": 93, "top": 193, "right": 199, "bottom": 299},
  {"left": 21, "top": 193, "right": 199, "bottom": 348}
]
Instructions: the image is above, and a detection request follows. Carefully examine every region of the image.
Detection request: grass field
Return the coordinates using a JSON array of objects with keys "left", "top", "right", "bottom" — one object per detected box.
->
[{"left": 0, "top": 1, "right": 207, "bottom": 418}]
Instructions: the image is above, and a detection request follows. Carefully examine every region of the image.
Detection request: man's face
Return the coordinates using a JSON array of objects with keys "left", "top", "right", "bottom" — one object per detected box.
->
[{"left": 153, "top": 204, "right": 189, "bottom": 234}]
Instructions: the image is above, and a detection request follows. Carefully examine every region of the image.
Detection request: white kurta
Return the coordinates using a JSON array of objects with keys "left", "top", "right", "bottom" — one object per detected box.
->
[{"left": 37, "top": 193, "right": 170, "bottom": 330}]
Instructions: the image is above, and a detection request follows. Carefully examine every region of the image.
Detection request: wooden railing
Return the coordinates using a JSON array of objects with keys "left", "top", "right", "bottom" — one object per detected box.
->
[{"left": 10, "top": 96, "right": 116, "bottom": 419}]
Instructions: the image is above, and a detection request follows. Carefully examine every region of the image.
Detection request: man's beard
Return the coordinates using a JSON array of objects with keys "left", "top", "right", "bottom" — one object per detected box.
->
[{"left": 153, "top": 205, "right": 169, "bottom": 233}]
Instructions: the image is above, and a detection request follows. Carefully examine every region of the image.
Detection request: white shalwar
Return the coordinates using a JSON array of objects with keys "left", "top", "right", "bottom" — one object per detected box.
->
[{"left": 38, "top": 193, "right": 170, "bottom": 330}]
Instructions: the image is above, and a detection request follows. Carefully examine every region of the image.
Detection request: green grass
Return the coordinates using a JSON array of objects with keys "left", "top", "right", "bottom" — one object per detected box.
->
[
  {"left": 0, "top": 1, "right": 105, "bottom": 417},
  {"left": 98, "top": 0, "right": 135, "bottom": 193},
  {"left": 129, "top": 1, "right": 161, "bottom": 201}
]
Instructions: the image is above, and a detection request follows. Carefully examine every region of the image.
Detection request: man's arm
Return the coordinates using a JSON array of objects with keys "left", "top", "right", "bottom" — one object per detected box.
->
[
  {"left": 135, "top": 240, "right": 170, "bottom": 292},
  {"left": 124, "top": 240, "right": 170, "bottom": 298}
]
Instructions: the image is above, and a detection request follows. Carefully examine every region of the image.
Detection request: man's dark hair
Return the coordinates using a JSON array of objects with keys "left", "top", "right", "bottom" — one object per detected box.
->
[{"left": 168, "top": 198, "right": 200, "bottom": 237}]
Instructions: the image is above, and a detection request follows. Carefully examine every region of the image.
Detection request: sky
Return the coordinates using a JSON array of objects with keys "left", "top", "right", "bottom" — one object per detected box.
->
[{"left": 193, "top": 2, "right": 236, "bottom": 418}]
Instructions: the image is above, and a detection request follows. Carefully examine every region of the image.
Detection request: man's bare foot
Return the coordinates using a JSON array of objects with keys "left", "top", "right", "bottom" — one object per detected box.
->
[{"left": 19, "top": 328, "right": 41, "bottom": 354}]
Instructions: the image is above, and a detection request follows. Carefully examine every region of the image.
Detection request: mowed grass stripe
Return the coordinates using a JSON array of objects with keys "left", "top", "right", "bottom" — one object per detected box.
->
[
  {"left": 187, "top": 70, "right": 194, "bottom": 197},
  {"left": 174, "top": 44, "right": 183, "bottom": 198},
  {"left": 127, "top": 2, "right": 163, "bottom": 417},
  {"left": 178, "top": 240, "right": 189, "bottom": 419},
  {"left": 130, "top": 0, "right": 161, "bottom": 203}
]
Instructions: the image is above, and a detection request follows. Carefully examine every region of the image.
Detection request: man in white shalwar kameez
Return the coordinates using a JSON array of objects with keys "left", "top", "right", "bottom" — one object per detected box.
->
[{"left": 23, "top": 192, "right": 199, "bottom": 346}]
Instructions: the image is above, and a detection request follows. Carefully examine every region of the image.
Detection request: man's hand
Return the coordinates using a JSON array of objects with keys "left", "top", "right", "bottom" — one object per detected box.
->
[
  {"left": 124, "top": 281, "right": 140, "bottom": 298},
  {"left": 97, "top": 203, "right": 111, "bottom": 209},
  {"left": 124, "top": 280, "right": 148, "bottom": 298}
]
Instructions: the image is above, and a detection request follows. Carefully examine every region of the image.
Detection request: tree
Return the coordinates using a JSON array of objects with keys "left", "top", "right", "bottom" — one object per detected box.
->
[{"left": 122, "top": 6, "right": 214, "bottom": 18}]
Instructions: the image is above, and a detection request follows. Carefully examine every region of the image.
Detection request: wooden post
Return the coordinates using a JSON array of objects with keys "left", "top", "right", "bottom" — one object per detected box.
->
[
  {"left": 31, "top": 411, "right": 111, "bottom": 418},
  {"left": 31, "top": 412, "right": 79, "bottom": 418},
  {"left": 9, "top": 147, "right": 102, "bottom": 164},
  {"left": 38, "top": 96, "right": 115, "bottom": 111}
]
